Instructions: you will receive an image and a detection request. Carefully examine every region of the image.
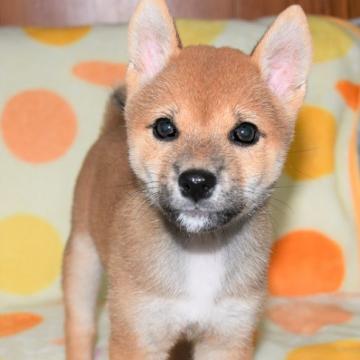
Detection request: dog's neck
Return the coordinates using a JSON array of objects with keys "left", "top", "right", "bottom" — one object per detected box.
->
[{"left": 156, "top": 200, "right": 271, "bottom": 254}]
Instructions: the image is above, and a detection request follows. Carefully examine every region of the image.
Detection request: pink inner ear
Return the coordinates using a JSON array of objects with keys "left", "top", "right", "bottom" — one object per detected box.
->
[
  {"left": 139, "top": 34, "right": 167, "bottom": 80},
  {"left": 142, "top": 40, "right": 162, "bottom": 78},
  {"left": 267, "top": 59, "right": 296, "bottom": 98}
]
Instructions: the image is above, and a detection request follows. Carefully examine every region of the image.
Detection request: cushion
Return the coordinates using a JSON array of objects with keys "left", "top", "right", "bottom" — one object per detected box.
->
[{"left": 0, "top": 16, "right": 359, "bottom": 359}]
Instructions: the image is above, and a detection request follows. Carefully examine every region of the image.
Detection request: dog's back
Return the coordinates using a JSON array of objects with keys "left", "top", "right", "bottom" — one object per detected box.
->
[{"left": 67, "top": 87, "right": 130, "bottom": 261}]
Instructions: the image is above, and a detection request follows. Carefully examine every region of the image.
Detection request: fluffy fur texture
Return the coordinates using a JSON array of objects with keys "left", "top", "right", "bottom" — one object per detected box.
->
[{"left": 63, "top": 1, "right": 311, "bottom": 359}]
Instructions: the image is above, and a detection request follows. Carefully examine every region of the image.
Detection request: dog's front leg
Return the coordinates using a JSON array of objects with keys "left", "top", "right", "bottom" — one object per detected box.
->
[
  {"left": 193, "top": 296, "right": 260, "bottom": 360},
  {"left": 109, "top": 329, "right": 175, "bottom": 360},
  {"left": 194, "top": 336, "right": 253, "bottom": 360},
  {"left": 108, "top": 307, "right": 180, "bottom": 360}
]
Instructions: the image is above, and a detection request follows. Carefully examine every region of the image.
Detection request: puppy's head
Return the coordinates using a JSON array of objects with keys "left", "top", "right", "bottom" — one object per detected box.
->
[{"left": 125, "top": 0, "right": 312, "bottom": 233}]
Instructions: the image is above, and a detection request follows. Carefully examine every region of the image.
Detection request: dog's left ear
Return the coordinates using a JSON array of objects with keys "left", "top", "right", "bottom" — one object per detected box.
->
[
  {"left": 126, "top": 0, "right": 181, "bottom": 98},
  {"left": 252, "top": 5, "right": 312, "bottom": 116}
]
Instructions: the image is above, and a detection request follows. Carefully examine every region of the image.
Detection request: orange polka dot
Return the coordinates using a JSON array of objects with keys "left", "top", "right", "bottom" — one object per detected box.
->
[
  {"left": 268, "top": 301, "right": 352, "bottom": 335},
  {"left": 1, "top": 90, "right": 77, "bottom": 163},
  {"left": 336, "top": 80, "right": 360, "bottom": 111},
  {"left": 73, "top": 61, "right": 127, "bottom": 86},
  {"left": 269, "top": 230, "right": 345, "bottom": 296},
  {"left": 0, "top": 312, "right": 42, "bottom": 337},
  {"left": 24, "top": 27, "right": 91, "bottom": 46}
]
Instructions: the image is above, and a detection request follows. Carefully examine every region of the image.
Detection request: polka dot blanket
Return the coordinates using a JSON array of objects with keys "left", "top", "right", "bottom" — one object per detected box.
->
[{"left": 0, "top": 16, "right": 359, "bottom": 359}]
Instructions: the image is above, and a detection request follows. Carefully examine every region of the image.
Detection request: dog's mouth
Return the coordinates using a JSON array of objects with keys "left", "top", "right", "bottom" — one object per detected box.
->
[
  {"left": 161, "top": 205, "right": 240, "bottom": 233},
  {"left": 150, "top": 183, "right": 265, "bottom": 233}
]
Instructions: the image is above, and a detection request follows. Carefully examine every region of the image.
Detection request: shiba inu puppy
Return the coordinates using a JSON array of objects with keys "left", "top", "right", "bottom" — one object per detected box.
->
[{"left": 63, "top": 0, "right": 312, "bottom": 359}]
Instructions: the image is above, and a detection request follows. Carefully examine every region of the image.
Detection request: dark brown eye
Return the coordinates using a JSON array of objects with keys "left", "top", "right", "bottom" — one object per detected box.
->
[
  {"left": 153, "top": 118, "right": 178, "bottom": 141},
  {"left": 230, "top": 122, "right": 259, "bottom": 146}
]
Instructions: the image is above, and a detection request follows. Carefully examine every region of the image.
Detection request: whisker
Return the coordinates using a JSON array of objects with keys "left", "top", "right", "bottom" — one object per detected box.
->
[{"left": 270, "top": 197, "right": 293, "bottom": 213}]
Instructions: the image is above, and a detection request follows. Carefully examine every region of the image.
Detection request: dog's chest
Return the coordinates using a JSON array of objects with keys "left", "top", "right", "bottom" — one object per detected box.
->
[
  {"left": 134, "top": 249, "right": 259, "bottom": 345},
  {"left": 177, "top": 250, "right": 225, "bottom": 322}
]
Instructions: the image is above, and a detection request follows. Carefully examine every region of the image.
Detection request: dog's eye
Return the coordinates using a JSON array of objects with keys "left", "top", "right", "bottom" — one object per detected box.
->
[
  {"left": 230, "top": 122, "right": 259, "bottom": 146},
  {"left": 153, "top": 118, "right": 178, "bottom": 141}
]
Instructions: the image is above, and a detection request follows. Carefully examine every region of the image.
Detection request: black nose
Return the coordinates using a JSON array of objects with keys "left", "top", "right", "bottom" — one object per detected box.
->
[{"left": 178, "top": 169, "right": 217, "bottom": 202}]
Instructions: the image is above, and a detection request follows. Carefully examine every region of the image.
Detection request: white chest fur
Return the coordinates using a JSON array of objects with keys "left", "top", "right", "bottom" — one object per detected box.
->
[
  {"left": 179, "top": 249, "right": 225, "bottom": 322},
  {"left": 134, "top": 247, "right": 260, "bottom": 347}
]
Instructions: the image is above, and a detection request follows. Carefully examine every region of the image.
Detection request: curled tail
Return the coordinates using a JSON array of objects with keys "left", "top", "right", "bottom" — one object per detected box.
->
[{"left": 101, "top": 84, "right": 127, "bottom": 135}]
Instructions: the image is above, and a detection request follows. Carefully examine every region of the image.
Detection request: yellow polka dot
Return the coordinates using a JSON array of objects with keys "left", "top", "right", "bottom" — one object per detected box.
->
[
  {"left": 309, "top": 17, "right": 353, "bottom": 63},
  {"left": 0, "top": 214, "right": 63, "bottom": 295},
  {"left": 24, "top": 27, "right": 91, "bottom": 46},
  {"left": 176, "top": 20, "right": 226, "bottom": 46},
  {"left": 287, "top": 339, "right": 360, "bottom": 360},
  {"left": 285, "top": 106, "right": 336, "bottom": 180}
]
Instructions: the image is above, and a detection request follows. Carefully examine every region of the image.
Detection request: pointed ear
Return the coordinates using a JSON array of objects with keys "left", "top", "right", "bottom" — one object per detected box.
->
[
  {"left": 126, "top": 0, "right": 181, "bottom": 97},
  {"left": 252, "top": 5, "right": 312, "bottom": 116}
]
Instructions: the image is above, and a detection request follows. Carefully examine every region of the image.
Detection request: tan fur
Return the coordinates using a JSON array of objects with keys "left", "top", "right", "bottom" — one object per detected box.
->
[{"left": 63, "top": 1, "right": 311, "bottom": 359}]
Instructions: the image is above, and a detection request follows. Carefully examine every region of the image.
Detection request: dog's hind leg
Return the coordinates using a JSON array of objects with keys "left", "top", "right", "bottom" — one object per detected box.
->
[{"left": 63, "top": 232, "right": 102, "bottom": 360}]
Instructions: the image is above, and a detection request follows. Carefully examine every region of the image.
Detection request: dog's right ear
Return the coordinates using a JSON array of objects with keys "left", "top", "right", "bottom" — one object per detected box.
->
[{"left": 126, "top": 0, "right": 181, "bottom": 98}]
